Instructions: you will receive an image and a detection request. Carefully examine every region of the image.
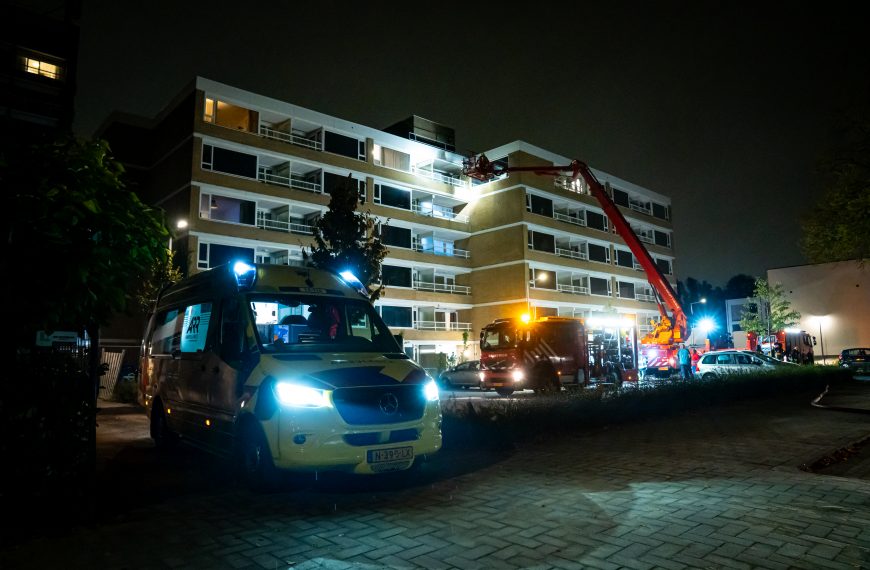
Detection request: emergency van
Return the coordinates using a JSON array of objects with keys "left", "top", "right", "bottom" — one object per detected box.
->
[{"left": 139, "top": 262, "right": 442, "bottom": 488}]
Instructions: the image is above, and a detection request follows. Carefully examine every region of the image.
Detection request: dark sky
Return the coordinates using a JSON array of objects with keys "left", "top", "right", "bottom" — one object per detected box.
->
[{"left": 73, "top": 0, "right": 866, "bottom": 287}]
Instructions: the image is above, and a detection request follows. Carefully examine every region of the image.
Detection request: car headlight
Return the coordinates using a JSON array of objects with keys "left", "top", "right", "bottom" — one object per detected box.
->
[
  {"left": 274, "top": 381, "right": 332, "bottom": 408},
  {"left": 424, "top": 380, "right": 439, "bottom": 402},
  {"left": 512, "top": 370, "right": 525, "bottom": 382}
]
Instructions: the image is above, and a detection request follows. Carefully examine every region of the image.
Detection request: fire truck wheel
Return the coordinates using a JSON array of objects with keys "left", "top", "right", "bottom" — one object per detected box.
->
[{"left": 495, "top": 388, "right": 514, "bottom": 397}]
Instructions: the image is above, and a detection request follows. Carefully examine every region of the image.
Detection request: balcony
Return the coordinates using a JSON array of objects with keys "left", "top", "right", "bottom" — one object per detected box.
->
[
  {"left": 636, "top": 293, "right": 656, "bottom": 302},
  {"left": 414, "top": 320, "right": 472, "bottom": 332},
  {"left": 411, "top": 202, "right": 468, "bottom": 223},
  {"left": 555, "top": 247, "right": 588, "bottom": 261},
  {"left": 412, "top": 280, "right": 470, "bottom": 295},
  {"left": 258, "top": 124, "right": 322, "bottom": 151},
  {"left": 256, "top": 217, "right": 315, "bottom": 236},
  {"left": 553, "top": 212, "right": 587, "bottom": 227},
  {"left": 556, "top": 283, "right": 590, "bottom": 295},
  {"left": 412, "top": 243, "right": 470, "bottom": 259},
  {"left": 257, "top": 166, "right": 323, "bottom": 194}
]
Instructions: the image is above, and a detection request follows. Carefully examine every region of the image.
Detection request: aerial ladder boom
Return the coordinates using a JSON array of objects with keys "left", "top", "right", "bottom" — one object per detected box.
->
[{"left": 462, "top": 154, "right": 687, "bottom": 342}]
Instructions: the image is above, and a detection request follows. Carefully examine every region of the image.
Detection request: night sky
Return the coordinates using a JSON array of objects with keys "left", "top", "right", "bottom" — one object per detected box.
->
[{"left": 73, "top": 1, "right": 866, "bottom": 287}]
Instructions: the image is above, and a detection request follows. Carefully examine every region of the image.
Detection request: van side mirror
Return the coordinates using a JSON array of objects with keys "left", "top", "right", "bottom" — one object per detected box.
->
[
  {"left": 812, "top": 336, "right": 817, "bottom": 346},
  {"left": 393, "top": 333, "right": 404, "bottom": 348}
]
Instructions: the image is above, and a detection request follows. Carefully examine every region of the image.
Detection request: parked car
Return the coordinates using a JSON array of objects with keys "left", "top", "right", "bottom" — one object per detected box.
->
[
  {"left": 838, "top": 348, "right": 869, "bottom": 374},
  {"left": 695, "top": 349, "right": 796, "bottom": 380},
  {"left": 439, "top": 360, "right": 484, "bottom": 389}
]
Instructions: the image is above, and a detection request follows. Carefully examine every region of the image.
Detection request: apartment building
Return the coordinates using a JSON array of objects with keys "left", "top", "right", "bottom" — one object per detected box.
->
[{"left": 99, "top": 77, "right": 676, "bottom": 372}]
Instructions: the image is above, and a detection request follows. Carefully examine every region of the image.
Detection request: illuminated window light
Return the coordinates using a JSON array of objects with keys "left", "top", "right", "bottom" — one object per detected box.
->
[{"left": 23, "top": 57, "right": 61, "bottom": 80}]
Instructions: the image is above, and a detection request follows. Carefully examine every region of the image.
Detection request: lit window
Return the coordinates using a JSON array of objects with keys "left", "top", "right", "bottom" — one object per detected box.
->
[
  {"left": 22, "top": 57, "right": 62, "bottom": 80},
  {"left": 204, "top": 97, "right": 215, "bottom": 123}
]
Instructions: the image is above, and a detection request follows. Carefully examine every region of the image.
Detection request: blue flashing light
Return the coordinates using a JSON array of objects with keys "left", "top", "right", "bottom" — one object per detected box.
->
[
  {"left": 232, "top": 260, "right": 257, "bottom": 288},
  {"left": 339, "top": 270, "right": 368, "bottom": 296}
]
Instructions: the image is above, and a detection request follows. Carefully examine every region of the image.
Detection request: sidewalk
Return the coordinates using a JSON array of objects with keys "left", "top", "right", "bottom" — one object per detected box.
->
[{"left": 3, "top": 381, "right": 869, "bottom": 569}]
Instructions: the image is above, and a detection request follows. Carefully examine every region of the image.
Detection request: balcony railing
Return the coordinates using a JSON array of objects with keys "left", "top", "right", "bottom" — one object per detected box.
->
[
  {"left": 257, "top": 168, "right": 322, "bottom": 193},
  {"left": 555, "top": 247, "right": 588, "bottom": 261},
  {"left": 636, "top": 293, "right": 656, "bottom": 302},
  {"left": 411, "top": 165, "right": 465, "bottom": 187},
  {"left": 628, "top": 201, "right": 652, "bottom": 215},
  {"left": 414, "top": 320, "right": 472, "bottom": 331},
  {"left": 412, "top": 244, "right": 470, "bottom": 259},
  {"left": 256, "top": 218, "right": 315, "bottom": 236},
  {"left": 413, "top": 280, "right": 471, "bottom": 295},
  {"left": 259, "top": 124, "right": 323, "bottom": 151},
  {"left": 557, "top": 283, "right": 590, "bottom": 295},
  {"left": 553, "top": 212, "right": 587, "bottom": 227},
  {"left": 411, "top": 203, "right": 468, "bottom": 223}
]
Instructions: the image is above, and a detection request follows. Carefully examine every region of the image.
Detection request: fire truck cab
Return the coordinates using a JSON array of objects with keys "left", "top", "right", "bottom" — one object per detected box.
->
[{"left": 479, "top": 316, "right": 589, "bottom": 397}]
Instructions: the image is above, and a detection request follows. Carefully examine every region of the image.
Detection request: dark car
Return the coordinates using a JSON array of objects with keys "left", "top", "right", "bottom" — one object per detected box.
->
[
  {"left": 838, "top": 348, "right": 869, "bottom": 374},
  {"left": 438, "top": 360, "right": 484, "bottom": 389}
]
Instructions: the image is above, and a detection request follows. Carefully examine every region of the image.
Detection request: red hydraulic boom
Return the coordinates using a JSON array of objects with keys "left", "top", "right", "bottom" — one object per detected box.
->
[{"left": 462, "top": 154, "right": 687, "bottom": 342}]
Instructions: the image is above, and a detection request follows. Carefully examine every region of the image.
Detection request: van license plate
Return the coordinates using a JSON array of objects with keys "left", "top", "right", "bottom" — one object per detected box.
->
[{"left": 368, "top": 446, "right": 413, "bottom": 464}]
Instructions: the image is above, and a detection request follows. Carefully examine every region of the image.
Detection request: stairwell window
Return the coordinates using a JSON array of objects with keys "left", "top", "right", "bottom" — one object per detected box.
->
[{"left": 21, "top": 56, "right": 63, "bottom": 80}]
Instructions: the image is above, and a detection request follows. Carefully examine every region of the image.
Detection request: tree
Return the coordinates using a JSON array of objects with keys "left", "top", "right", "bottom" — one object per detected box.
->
[
  {"left": 303, "top": 174, "right": 388, "bottom": 301},
  {"left": 801, "top": 114, "right": 870, "bottom": 265},
  {"left": 136, "top": 248, "right": 184, "bottom": 312},
  {"left": 2, "top": 135, "right": 171, "bottom": 343},
  {"left": 739, "top": 278, "right": 801, "bottom": 338}
]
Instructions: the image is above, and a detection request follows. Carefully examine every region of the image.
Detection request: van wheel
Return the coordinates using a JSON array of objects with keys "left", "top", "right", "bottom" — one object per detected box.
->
[
  {"left": 150, "top": 402, "right": 178, "bottom": 450},
  {"left": 495, "top": 388, "right": 514, "bottom": 397},
  {"left": 702, "top": 373, "right": 717, "bottom": 381},
  {"left": 237, "top": 422, "right": 278, "bottom": 492}
]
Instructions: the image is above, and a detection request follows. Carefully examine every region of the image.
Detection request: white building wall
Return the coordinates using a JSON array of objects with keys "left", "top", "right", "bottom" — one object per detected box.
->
[{"left": 767, "top": 261, "right": 869, "bottom": 362}]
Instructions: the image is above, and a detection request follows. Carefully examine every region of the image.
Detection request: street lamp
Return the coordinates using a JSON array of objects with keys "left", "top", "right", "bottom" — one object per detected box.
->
[{"left": 689, "top": 298, "right": 707, "bottom": 315}]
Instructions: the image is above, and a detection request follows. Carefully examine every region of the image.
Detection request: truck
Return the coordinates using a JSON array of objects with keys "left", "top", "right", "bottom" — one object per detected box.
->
[
  {"left": 479, "top": 316, "right": 589, "bottom": 396},
  {"left": 463, "top": 154, "right": 688, "bottom": 380},
  {"left": 749, "top": 330, "right": 815, "bottom": 364}
]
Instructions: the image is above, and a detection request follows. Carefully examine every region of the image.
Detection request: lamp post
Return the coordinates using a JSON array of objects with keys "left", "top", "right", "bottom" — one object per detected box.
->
[
  {"left": 812, "top": 316, "right": 828, "bottom": 365},
  {"left": 688, "top": 298, "right": 706, "bottom": 345}
]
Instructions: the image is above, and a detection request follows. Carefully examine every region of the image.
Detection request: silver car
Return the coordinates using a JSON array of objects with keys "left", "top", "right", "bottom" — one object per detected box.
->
[
  {"left": 438, "top": 360, "right": 484, "bottom": 389},
  {"left": 695, "top": 349, "right": 796, "bottom": 380}
]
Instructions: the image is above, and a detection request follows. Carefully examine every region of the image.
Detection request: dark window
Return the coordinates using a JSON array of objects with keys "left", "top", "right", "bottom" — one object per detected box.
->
[
  {"left": 324, "top": 131, "right": 363, "bottom": 160},
  {"left": 209, "top": 244, "right": 255, "bottom": 269},
  {"left": 380, "top": 225, "right": 412, "bottom": 249},
  {"left": 324, "top": 172, "right": 363, "bottom": 197},
  {"left": 654, "top": 230, "right": 670, "bottom": 247},
  {"left": 588, "top": 243, "right": 609, "bottom": 263},
  {"left": 618, "top": 282, "right": 635, "bottom": 299},
  {"left": 590, "top": 277, "right": 610, "bottom": 296},
  {"left": 379, "top": 184, "right": 411, "bottom": 209},
  {"left": 616, "top": 249, "right": 634, "bottom": 268},
  {"left": 382, "top": 265, "right": 412, "bottom": 287},
  {"left": 211, "top": 146, "right": 257, "bottom": 178},
  {"left": 652, "top": 202, "right": 669, "bottom": 220},
  {"left": 613, "top": 188, "right": 629, "bottom": 207},
  {"left": 530, "top": 231, "right": 555, "bottom": 252},
  {"left": 655, "top": 258, "right": 672, "bottom": 275},
  {"left": 528, "top": 194, "right": 553, "bottom": 216},
  {"left": 207, "top": 195, "right": 256, "bottom": 225},
  {"left": 586, "top": 211, "right": 607, "bottom": 231},
  {"left": 381, "top": 306, "right": 412, "bottom": 328}
]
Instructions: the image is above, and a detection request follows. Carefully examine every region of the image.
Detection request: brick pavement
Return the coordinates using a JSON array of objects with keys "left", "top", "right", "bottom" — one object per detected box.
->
[{"left": 2, "top": 386, "right": 869, "bottom": 569}]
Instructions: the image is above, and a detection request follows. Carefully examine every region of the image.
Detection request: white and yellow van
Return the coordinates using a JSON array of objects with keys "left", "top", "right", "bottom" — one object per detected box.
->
[{"left": 139, "top": 262, "right": 442, "bottom": 487}]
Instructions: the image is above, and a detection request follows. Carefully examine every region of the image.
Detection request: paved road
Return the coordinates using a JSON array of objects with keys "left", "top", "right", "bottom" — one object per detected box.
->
[{"left": 2, "top": 382, "right": 869, "bottom": 569}]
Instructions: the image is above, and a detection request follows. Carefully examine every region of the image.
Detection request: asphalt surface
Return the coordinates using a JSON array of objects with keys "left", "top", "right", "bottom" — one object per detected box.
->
[{"left": 2, "top": 378, "right": 869, "bottom": 569}]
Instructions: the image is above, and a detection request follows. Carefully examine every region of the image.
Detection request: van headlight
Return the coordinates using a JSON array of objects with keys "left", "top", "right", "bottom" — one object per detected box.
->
[
  {"left": 512, "top": 370, "right": 525, "bottom": 382},
  {"left": 423, "top": 380, "right": 439, "bottom": 402},
  {"left": 274, "top": 382, "right": 332, "bottom": 408}
]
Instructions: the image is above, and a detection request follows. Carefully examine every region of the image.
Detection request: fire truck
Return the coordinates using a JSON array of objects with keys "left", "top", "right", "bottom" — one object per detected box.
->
[
  {"left": 463, "top": 154, "right": 688, "bottom": 381},
  {"left": 479, "top": 316, "right": 588, "bottom": 397},
  {"left": 748, "top": 330, "right": 815, "bottom": 364}
]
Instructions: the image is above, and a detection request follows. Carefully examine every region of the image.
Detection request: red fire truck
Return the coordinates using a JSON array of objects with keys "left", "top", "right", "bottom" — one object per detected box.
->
[
  {"left": 463, "top": 155, "right": 688, "bottom": 380},
  {"left": 479, "top": 316, "right": 588, "bottom": 397}
]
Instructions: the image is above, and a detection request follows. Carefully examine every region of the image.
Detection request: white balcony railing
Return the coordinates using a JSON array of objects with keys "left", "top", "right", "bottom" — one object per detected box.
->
[
  {"left": 557, "top": 283, "right": 590, "bottom": 295},
  {"left": 412, "top": 280, "right": 471, "bottom": 295},
  {"left": 555, "top": 247, "right": 588, "bottom": 261},
  {"left": 413, "top": 244, "right": 470, "bottom": 259},
  {"left": 256, "top": 218, "right": 315, "bottom": 236},
  {"left": 636, "top": 293, "right": 656, "bottom": 302},
  {"left": 553, "top": 212, "right": 587, "bottom": 227},
  {"left": 414, "top": 320, "right": 472, "bottom": 332},
  {"left": 259, "top": 124, "right": 323, "bottom": 151},
  {"left": 411, "top": 203, "right": 468, "bottom": 223},
  {"left": 257, "top": 168, "right": 322, "bottom": 193},
  {"left": 628, "top": 201, "right": 652, "bottom": 215},
  {"left": 411, "top": 165, "right": 466, "bottom": 187}
]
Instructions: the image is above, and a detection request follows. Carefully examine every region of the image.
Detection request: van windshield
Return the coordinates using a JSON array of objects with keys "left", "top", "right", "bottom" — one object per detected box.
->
[{"left": 249, "top": 294, "right": 401, "bottom": 354}]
